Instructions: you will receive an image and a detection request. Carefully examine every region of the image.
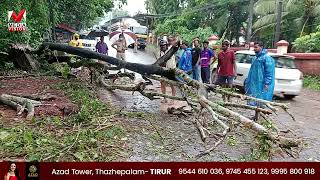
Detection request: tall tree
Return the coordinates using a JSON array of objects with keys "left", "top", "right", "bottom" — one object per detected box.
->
[
  {"left": 253, "top": 0, "right": 320, "bottom": 43},
  {"left": 247, "top": 0, "right": 255, "bottom": 42},
  {"left": 54, "top": 0, "right": 114, "bottom": 30},
  {"left": 275, "top": 0, "right": 283, "bottom": 44}
]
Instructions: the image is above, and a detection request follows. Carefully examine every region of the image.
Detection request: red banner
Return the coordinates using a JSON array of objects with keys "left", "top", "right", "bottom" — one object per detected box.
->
[{"left": 1, "top": 162, "right": 319, "bottom": 180}]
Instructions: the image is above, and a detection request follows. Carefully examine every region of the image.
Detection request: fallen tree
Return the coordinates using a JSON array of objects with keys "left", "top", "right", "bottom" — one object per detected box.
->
[
  {"left": 0, "top": 94, "right": 41, "bottom": 120},
  {"left": 4, "top": 42, "right": 301, "bottom": 158}
]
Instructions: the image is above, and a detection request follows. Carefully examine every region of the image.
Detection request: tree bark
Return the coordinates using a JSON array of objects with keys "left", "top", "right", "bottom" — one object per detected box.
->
[
  {"left": 0, "top": 96, "right": 23, "bottom": 111},
  {"left": 275, "top": 0, "right": 283, "bottom": 46},
  {"left": 247, "top": 0, "right": 254, "bottom": 43},
  {"left": 37, "top": 43, "right": 177, "bottom": 80},
  {"left": 1, "top": 94, "right": 41, "bottom": 106},
  {"left": 8, "top": 43, "right": 39, "bottom": 71},
  {"left": 26, "top": 101, "right": 35, "bottom": 121}
]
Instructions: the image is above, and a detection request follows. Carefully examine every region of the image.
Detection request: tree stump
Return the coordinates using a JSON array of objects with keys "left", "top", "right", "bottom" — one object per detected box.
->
[{"left": 8, "top": 43, "right": 40, "bottom": 71}]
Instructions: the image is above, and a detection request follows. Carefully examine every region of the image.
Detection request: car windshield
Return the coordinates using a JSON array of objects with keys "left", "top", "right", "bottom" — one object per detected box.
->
[
  {"left": 275, "top": 57, "right": 296, "bottom": 69},
  {"left": 236, "top": 53, "right": 297, "bottom": 69},
  {"left": 131, "top": 27, "right": 148, "bottom": 35}
]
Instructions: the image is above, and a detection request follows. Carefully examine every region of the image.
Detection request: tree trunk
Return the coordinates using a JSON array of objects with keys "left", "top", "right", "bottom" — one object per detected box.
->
[
  {"left": 36, "top": 43, "right": 177, "bottom": 80},
  {"left": 8, "top": 43, "right": 40, "bottom": 71},
  {"left": 247, "top": 0, "right": 254, "bottom": 43},
  {"left": 274, "top": 0, "right": 283, "bottom": 46}
]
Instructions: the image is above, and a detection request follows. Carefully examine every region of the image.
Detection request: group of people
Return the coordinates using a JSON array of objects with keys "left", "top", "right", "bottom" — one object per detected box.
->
[
  {"left": 159, "top": 37, "right": 237, "bottom": 87},
  {"left": 68, "top": 33, "right": 128, "bottom": 72},
  {"left": 159, "top": 36, "right": 276, "bottom": 120},
  {"left": 68, "top": 33, "right": 127, "bottom": 60},
  {"left": 158, "top": 37, "right": 238, "bottom": 101}
]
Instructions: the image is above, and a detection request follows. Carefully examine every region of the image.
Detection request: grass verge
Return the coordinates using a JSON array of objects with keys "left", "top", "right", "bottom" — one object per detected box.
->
[
  {"left": 303, "top": 75, "right": 320, "bottom": 91},
  {"left": 0, "top": 80, "right": 127, "bottom": 161}
]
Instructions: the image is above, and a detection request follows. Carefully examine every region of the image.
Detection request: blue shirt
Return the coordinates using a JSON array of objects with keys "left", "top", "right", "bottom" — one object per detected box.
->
[{"left": 178, "top": 48, "right": 193, "bottom": 72}]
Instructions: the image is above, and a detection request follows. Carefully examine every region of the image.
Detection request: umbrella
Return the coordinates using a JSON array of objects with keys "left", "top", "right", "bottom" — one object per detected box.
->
[
  {"left": 87, "top": 29, "right": 109, "bottom": 37},
  {"left": 109, "top": 29, "right": 137, "bottom": 46}
]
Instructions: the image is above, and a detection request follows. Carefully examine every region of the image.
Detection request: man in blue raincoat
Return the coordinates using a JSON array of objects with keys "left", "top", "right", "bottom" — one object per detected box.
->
[
  {"left": 245, "top": 41, "right": 275, "bottom": 121},
  {"left": 178, "top": 41, "right": 193, "bottom": 77}
]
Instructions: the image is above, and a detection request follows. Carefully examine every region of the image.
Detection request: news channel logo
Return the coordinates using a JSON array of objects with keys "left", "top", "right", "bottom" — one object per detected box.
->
[{"left": 7, "top": 9, "right": 27, "bottom": 32}]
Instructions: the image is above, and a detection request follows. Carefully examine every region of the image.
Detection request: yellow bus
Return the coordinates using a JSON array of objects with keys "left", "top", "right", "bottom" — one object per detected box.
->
[{"left": 129, "top": 25, "right": 148, "bottom": 49}]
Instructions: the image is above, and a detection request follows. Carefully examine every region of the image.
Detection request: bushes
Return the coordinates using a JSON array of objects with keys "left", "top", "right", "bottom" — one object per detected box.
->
[
  {"left": 303, "top": 75, "right": 320, "bottom": 91},
  {"left": 293, "top": 25, "right": 320, "bottom": 52}
]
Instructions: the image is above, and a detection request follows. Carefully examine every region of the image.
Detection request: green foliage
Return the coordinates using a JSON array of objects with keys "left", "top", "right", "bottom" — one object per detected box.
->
[
  {"left": 293, "top": 25, "right": 320, "bottom": 52},
  {"left": 0, "top": 62, "right": 15, "bottom": 71},
  {"left": 253, "top": 0, "right": 320, "bottom": 45},
  {"left": 227, "top": 135, "right": 238, "bottom": 147},
  {"left": 54, "top": 81, "right": 109, "bottom": 122},
  {"left": 52, "top": 63, "right": 71, "bottom": 78},
  {"left": 239, "top": 134, "right": 272, "bottom": 161},
  {"left": 259, "top": 119, "right": 278, "bottom": 132},
  {"left": 53, "top": 0, "right": 114, "bottom": 30},
  {"left": 149, "top": 0, "right": 249, "bottom": 46},
  {"left": 303, "top": 75, "right": 320, "bottom": 91},
  {"left": 146, "top": 0, "right": 182, "bottom": 15},
  {"left": 0, "top": 80, "right": 126, "bottom": 161},
  {"left": 181, "top": 27, "right": 214, "bottom": 44},
  {"left": 155, "top": 17, "right": 214, "bottom": 44},
  {"left": 0, "top": 121, "right": 125, "bottom": 161}
]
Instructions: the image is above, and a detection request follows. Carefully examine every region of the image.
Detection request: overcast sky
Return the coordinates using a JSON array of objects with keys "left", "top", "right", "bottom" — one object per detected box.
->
[
  {"left": 98, "top": 0, "right": 146, "bottom": 26},
  {"left": 122, "top": 0, "right": 147, "bottom": 16}
]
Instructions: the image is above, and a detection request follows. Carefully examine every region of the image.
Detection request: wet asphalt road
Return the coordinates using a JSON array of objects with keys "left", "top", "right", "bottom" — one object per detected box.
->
[{"left": 99, "top": 40, "right": 164, "bottom": 113}]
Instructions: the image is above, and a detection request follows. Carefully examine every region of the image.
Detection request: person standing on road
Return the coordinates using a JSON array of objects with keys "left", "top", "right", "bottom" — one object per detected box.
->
[
  {"left": 216, "top": 40, "right": 237, "bottom": 101},
  {"left": 112, "top": 34, "right": 127, "bottom": 72},
  {"left": 178, "top": 41, "right": 193, "bottom": 78},
  {"left": 174, "top": 35, "right": 184, "bottom": 66},
  {"left": 200, "top": 40, "right": 214, "bottom": 84},
  {"left": 245, "top": 41, "right": 275, "bottom": 121},
  {"left": 69, "top": 33, "right": 83, "bottom": 48},
  {"left": 159, "top": 39, "right": 176, "bottom": 104},
  {"left": 191, "top": 38, "right": 201, "bottom": 81},
  {"left": 96, "top": 36, "right": 108, "bottom": 55},
  {"left": 167, "top": 37, "right": 177, "bottom": 70}
]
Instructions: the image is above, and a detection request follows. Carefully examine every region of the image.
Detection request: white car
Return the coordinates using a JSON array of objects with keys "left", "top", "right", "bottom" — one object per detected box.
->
[
  {"left": 79, "top": 35, "right": 97, "bottom": 51},
  {"left": 233, "top": 50, "right": 303, "bottom": 99}
]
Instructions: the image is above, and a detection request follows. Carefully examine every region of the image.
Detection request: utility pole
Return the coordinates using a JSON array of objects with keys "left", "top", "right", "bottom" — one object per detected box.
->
[
  {"left": 246, "top": 0, "right": 254, "bottom": 43},
  {"left": 274, "top": 0, "right": 283, "bottom": 46}
]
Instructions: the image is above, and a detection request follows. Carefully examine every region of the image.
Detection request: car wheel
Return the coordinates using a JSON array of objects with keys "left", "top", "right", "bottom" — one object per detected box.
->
[{"left": 284, "top": 95, "right": 296, "bottom": 100}]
